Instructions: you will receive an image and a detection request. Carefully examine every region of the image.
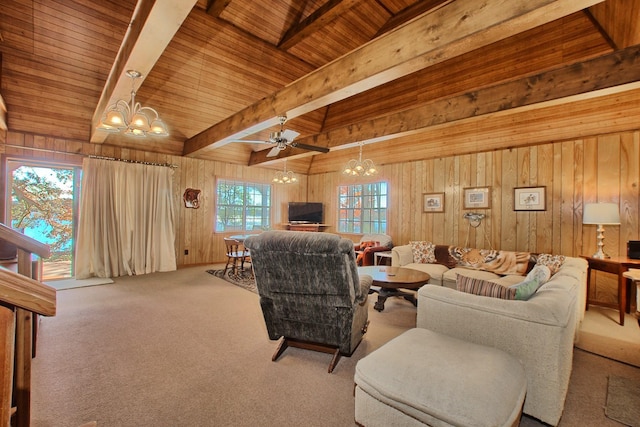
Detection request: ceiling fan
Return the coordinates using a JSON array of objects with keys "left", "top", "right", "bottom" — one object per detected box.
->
[{"left": 239, "top": 115, "right": 329, "bottom": 157}]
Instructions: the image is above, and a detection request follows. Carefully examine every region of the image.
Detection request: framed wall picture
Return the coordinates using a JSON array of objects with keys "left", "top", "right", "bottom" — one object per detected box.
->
[
  {"left": 463, "top": 187, "right": 491, "bottom": 209},
  {"left": 423, "top": 192, "right": 445, "bottom": 212},
  {"left": 514, "top": 186, "right": 546, "bottom": 211}
]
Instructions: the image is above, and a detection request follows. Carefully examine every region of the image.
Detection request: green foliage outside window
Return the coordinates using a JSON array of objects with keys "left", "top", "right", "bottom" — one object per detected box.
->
[
  {"left": 216, "top": 179, "right": 271, "bottom": 232},
  {"left": 11, "top": 166, "right": 75, "bottom": 260}
]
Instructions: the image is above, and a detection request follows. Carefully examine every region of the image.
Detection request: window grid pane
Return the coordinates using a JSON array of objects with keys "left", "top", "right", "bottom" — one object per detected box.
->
[
  {"left": 337, "top": 182, "right": 387, "bottom": 234},
  {"left": 216, "top": 179, "right": 271, "bottom": 232}
]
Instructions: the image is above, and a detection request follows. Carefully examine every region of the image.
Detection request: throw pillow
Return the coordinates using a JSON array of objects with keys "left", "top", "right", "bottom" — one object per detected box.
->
[
  {"left": 456, "top": 274, "right": 516, "bottom": 300},
  {"left": 525, "top": 264, "right": 551, "bottom": 283},
  {"left": 535, "top": 254, "right": 565, "bottom": 275},
  {"left": 509, "top": 265, "right": 551, "bottom": 300},
  {"left": 410, "top": 241, "right": 436, "bottom": 264},
  {"left": 510, "top": 277, "right": 541, "bottom": 300}
]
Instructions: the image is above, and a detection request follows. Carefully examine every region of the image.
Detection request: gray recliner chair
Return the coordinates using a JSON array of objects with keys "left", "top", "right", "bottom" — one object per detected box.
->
[{"left": 245, "top": 230, "right": 372, "bottom": 373}]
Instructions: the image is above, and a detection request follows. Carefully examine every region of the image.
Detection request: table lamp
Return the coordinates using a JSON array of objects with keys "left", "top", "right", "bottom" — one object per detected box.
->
[{"left": 583, "top": 202, "right": 620, "bottom": 259}]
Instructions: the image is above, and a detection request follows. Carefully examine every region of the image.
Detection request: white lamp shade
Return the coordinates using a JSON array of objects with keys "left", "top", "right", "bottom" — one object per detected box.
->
[
  {"left": 130, "top": 112, "right": 151, "bottom": 131},
  {"left": 104, "top": 110, "right": 127, "bottom": 128},
  {"left": 583, "top": 203, "right": 620, "bottom": 225},
  {"left": 149, "top": 119, "right": 169, "bottom": 136}
]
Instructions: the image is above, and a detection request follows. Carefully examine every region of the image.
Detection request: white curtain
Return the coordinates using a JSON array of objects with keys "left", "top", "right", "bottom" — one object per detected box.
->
[{"left": 75, "top": 158, "right": 176, "bottom": 278}]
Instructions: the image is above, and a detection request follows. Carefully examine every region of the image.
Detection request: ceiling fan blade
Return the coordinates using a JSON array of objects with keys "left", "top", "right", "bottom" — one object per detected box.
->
[
  {"left": 229, "top": 139, "right": 268, "bottom": 144},
  {"left": 292, "top": 142, "right": 330, "bottom": 153},
  {"left": 267, "top": 146, "right": 282, "bottom": 157},
  {"left": 282, "top": 129, "right": 300, "bottom": 142}
]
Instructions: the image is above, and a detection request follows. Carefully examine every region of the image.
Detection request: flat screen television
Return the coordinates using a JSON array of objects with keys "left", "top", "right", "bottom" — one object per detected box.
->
[{"left": 288, "top": 202, "right": 323, "bottom": 224}]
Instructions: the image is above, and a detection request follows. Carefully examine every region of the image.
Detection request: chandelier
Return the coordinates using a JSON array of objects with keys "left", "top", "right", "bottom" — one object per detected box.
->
[
  {"left": 342, "top": 141, "right": 377, "bottom": 176},
  {"left": 272, "top": 160, "right": 298, "bottom": 184},
  {"left": 96, "top": 70, "right": 168, "bottom": 137}
]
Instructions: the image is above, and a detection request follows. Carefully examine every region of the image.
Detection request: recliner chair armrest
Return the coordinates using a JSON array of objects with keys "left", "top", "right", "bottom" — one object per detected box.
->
[{"left": 356, "top": 274, "right": 373, "bottom": 305}]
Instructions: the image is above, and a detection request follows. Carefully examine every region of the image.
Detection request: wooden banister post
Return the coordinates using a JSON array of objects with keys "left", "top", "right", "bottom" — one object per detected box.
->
[
  {"left": 13, "top": 307, "right": 32, "bottom": 427},
  {"left": 0, "top": 305, "right": 16, "bottom": 426}
]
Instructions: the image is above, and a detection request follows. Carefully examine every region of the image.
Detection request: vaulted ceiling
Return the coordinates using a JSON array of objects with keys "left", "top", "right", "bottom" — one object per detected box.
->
[{"left": 1, "top": 0, "right": 639, "bottom": 174}]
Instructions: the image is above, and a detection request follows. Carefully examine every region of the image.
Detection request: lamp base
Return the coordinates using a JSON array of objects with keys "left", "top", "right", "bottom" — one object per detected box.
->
[
  {"left": 592, "top": 224, "right": 610, "bottom": 259},
  {"left": 591, "top": 250, "right": 610, "bottom": 259}
]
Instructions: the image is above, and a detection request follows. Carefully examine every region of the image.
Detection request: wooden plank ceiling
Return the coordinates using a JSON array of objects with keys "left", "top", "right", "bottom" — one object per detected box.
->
[{"left": 1, "top": 0, "right": 639, "bottom": 174}]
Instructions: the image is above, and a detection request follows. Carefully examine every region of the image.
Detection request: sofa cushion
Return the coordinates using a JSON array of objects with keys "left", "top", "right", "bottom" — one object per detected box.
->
[
  {"left": 534, "top": 253, "right": 566, "bottom": 275},
  {"left": 409, "top": 241, "right": 436, "bottom": 263},
  {"left": 402, "top": 262, "right": 449, "bottom": 286},
  {"left": 456, "top": 274, "right": 516, "bottom": 300}
]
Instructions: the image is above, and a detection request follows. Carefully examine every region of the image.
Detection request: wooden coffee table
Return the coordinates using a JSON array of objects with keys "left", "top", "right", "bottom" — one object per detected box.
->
[{"left": 358, "top": 266, "right": 430, "bottom": 312}]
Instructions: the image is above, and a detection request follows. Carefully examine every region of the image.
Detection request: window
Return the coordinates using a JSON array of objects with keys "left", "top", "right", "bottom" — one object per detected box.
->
[
  {"left": 338, "top": 182, "right": 388, "bottom": 233},
  {"left": 216, "top": 179, "right": 271, "bottom": 232}
]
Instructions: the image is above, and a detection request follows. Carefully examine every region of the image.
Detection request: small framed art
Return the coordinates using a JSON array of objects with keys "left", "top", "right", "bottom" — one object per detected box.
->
[
  {"left": 423, "top": 193, "right": 444, "bottom": 212},
  {"left": 514, "top": 186, "right": 546, "bottom": 211},
  {"left": 463, "top": 187, "right": 491, "bottom": 209}
]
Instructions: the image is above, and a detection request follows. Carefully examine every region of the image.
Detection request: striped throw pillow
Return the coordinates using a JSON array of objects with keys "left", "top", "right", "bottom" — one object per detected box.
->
[{"left": 456, "top": 274, "right": 516, "bottom": 300}]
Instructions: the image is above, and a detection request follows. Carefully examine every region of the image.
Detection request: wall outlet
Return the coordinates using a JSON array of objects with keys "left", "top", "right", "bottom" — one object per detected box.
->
[{"left": 184, "top": 249, "right": 189, "bottom": 255}]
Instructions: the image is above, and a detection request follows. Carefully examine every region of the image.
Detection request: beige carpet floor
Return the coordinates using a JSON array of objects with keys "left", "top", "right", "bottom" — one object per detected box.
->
[{"left": 30, "top": 265, "right": 640, "bottom": 426}]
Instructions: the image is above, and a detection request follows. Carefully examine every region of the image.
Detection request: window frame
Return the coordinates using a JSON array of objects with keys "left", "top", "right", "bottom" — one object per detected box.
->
[
  {"left": 337, "top": 181, "right": 388, "bottom": 234},
  {"left": 215, "top": 178, "right": 272, "bottom": 233}
]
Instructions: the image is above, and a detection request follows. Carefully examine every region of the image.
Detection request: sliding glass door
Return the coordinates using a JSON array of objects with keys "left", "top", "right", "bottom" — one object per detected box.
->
[{"left": 6, "top": 160, "right": 81, "bottom": 280}]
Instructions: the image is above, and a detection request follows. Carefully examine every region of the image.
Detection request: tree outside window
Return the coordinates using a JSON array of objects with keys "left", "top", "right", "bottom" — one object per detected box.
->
[
  {"left": 216, "top": 179, "right": 271, "bottom": 232},
  {"left": 11, "top": 165, "right": 75, "bottom": 260},
  {"left": 338, "top": 182, "right": 388, "bottom": 233}
]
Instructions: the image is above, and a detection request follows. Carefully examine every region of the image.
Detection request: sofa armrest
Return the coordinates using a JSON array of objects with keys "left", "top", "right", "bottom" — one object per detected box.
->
[
  {"left": 416, "top": 284, "right": 578, "bottom": 425},
  {"left": 391, "top": 245, "right": 413, "bottom": 266}
]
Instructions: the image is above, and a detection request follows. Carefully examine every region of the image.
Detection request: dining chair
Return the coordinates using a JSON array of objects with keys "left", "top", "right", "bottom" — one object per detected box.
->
[{"left": 223, "top": 238, "right": 250, "bottom": 273}]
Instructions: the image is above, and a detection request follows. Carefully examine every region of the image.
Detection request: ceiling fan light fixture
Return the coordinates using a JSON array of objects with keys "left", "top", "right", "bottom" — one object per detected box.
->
[{"left": 96, "top": 70, "right": 168, "bottom": 138}]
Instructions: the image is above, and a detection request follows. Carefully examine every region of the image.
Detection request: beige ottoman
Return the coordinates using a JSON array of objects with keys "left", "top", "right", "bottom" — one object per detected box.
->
[{"left": 354, "top": 328, "right": 526, "bottom": 427}]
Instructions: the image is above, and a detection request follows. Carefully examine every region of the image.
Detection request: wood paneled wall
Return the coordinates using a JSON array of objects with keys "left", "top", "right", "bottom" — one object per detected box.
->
[
  {"left": 0, "top": 131, "right": 306, "bottom": 268},
  {"left": 309, "top": 130, "right": 640, "bottom": 304},
  {"left": 3, "top": 129, "right": 639, "bottom": 304}
]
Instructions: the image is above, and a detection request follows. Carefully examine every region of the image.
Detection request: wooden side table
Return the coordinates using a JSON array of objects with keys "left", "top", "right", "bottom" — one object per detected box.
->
[
  {"left": 581, "top": 255, "right": 640, "bottom": 325},
  {"left": 374, "top": 251, "right": 392, "bottom": 265},
  {"left": 622, "top": 269, "right": 640, "bottom": 325}
]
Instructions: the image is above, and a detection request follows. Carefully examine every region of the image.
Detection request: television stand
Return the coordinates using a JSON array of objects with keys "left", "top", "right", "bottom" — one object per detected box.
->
[{"left": 286, "top": 223, "right": 329, "bottom": 232}]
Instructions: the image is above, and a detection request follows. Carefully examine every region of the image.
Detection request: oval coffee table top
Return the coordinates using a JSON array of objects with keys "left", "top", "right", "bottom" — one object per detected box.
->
[{"left": 358, "top": 266, "right": 430, "bottom": 289}]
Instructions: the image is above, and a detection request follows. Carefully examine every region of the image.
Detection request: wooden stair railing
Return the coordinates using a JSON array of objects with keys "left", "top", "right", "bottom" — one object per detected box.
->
[{"left": 0, "top": 223, "right": 55, "bottom": 427}]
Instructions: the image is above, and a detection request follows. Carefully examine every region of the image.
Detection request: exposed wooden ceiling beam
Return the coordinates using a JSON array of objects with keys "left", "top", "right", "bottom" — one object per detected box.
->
[
  {"left": 0, "top": 94, "right": 7, "bottom": 131},
  {"left": 90, "top": 0, "right": 198, "bottom": 143},
  {"left": 206, "top": 0, "right": 231, "bottom": 18},
  {"left": 249, "top": 44, "right": 640, "bottom": 165},
  {"left": 278, "top": 0, "right": 361, "bottom": 50},
  {"left": 183, "top": 0, "right": 604, "bottom": 157},
  {"left": 373, "top": 0, "right": 453, "bottom": 38},
  {"left": 588, "top": 0, "right": 640, "bottom": 49}
]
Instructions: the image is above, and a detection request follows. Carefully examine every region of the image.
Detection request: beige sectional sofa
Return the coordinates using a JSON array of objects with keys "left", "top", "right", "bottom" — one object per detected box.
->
[{"left": 391, "top": 242, "right": 588, "bottom": 426}]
